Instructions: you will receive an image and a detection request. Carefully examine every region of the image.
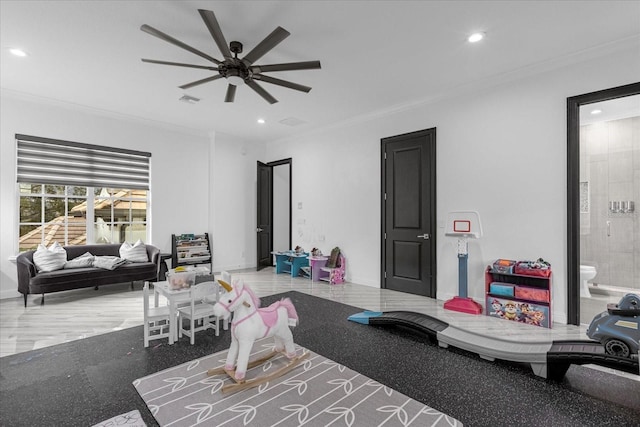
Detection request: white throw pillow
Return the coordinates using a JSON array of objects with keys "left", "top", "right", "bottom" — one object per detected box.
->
[
  {"left": 33, "top": 242, "right": 67, "bottom": 272},
  {"left": 119, "top": 239, "right": 148, "bottom": 262}
]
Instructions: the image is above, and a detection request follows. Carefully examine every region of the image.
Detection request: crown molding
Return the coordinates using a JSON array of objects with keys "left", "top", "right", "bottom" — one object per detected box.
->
[{"left": 0, "top": 88, "right": 209, "bottom": 138}]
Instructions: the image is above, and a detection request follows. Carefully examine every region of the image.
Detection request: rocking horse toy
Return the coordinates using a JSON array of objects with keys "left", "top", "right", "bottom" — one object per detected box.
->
[{"left": 207, "top": 278, "right": 308, "bottom": 393}]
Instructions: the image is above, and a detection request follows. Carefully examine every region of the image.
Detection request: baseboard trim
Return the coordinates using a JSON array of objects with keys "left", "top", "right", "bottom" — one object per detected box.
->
[
  {"left": 0, "top": 289, "right": 22, "bottom": 301},
  {"left": 347, "top": 275, "right": 378, "bottom": 288}
]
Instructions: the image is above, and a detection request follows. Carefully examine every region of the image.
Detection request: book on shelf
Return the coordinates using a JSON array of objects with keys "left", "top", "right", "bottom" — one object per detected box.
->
[
  {"left": 179, "top": 255, "right": 211, "bottom": 263},
  {"left": 178, "top": 250, "right": 210, "bottom": 258}
]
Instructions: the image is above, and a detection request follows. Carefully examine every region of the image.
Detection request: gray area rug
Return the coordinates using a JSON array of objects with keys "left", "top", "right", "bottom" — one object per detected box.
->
[
  {"left": 133, "top": 339, "right": 461, "bottom": 426},
  {"left": 93, "top": 409, "right": 147, "bottom": 427}
]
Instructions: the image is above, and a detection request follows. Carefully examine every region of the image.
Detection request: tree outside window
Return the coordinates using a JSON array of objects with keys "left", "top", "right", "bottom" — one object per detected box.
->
[{"left": 18, "top": 185, "right": 147, "bottom": 251}]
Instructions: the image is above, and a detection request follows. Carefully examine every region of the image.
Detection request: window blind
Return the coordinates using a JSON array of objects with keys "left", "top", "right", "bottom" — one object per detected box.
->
[{"left": 16, "top": 134, "right": 151, "bottom": 190}]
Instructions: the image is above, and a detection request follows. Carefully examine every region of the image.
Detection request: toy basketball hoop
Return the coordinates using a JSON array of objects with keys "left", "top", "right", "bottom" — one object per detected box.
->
[{"left": 444, "top": 211, "right": 483, "bottom": 315}]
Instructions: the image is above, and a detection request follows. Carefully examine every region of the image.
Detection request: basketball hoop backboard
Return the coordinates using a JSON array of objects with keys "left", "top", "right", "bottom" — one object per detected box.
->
[{"left": 445, "top": 211, "right": 482, "bottom": 239}]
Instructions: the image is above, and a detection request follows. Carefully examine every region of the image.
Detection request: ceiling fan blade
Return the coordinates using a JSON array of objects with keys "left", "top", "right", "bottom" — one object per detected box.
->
[
  {"left": 253, "top": 74, "right": 312, "bottom": 93},
  {"left": 141, "top": 24, "right": 221, "bottom": 65},
  {"left": 179, "top": 75, "right": 223, "bottom": 90},
  {"left": 251, "top": 60, "right": 321, "bottom": 73},
  {"left": 141, "top": 59, "right": 218, "bottom": 70},
  {"left": 224, "top": 84, "right": 237, "bottom": 102},
  {"left": 198, "top": 9, "right": 233, "bottom": 61},
  {"left": 242, "top": 26, "right": 290, "bottom": 65},
  {"left": 246, "top": 80, "right": 278, "bottom": 104}
]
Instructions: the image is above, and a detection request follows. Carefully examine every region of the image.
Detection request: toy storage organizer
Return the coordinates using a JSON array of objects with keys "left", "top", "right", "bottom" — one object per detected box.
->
[
  {"left": 171, "top": 233, "right": 212, "bottom": 273},
  {"left": 485, "top": 264, "right": 552, "bottom": 328}
]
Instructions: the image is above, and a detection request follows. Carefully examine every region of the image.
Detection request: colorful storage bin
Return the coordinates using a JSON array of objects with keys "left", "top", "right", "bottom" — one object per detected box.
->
[
  {"left": 491, "top": 259, "right": 516, "bottom": 274},
  {"left": 514, "top": 259, "right": 551, "bottom": 277},
  {"left": 515, "top": 286, "right": 550, "bottom": 303},
  {"left": 489, "top": 282, "right": 515, "bottom": 297},
  {"left": 486, "top": 296, "right": 550, "bottom": 328}
]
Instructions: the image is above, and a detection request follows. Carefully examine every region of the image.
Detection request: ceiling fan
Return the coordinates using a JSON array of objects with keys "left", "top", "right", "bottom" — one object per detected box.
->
[{"left": 140, "top": 9, "right": 321, "bottom": 104}]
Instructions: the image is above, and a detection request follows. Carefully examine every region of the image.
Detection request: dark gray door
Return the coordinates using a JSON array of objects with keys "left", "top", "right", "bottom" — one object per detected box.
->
[
  {"left": 382, "top": 128, "right": 436, "bottom": 297},
  {"left": 256, "top": 161, "right": 273, "bottom": 270}
]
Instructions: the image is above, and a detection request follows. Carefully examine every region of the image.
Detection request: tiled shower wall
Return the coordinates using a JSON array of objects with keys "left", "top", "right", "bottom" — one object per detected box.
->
[{"left": 580, "top": 116, "right": 640, "bottom": 290}]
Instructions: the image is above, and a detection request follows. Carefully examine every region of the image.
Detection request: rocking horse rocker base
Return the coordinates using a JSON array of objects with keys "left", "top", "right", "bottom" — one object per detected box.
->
[
  {"left": 210, "top": 278, "right": 307, "bottom": 394},
  {"left": 207, "top": 350, "right": 310, "bottom": 394}
]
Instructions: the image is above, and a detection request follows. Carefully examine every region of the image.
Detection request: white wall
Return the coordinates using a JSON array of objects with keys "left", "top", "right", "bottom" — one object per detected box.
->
[
  {"left": 210, "top": 132, "right": 266, "bottom": 272},
  {"left": 266, "top": 44, "right": 640, "bottom": 324},
  {"left": 0, "top": 93, "right": 211, "bottom": 299},
  {"left": 266, "top": 125, "right": 380, "bottom": 287}
]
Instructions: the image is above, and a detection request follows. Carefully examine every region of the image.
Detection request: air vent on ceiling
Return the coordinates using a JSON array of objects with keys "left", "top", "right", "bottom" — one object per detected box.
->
[
  {"left": 179, "top": 94, "right": 200, "bottom": 104},
  {"left": 279, "top": 117, "right": 307, "bottom": 127}
]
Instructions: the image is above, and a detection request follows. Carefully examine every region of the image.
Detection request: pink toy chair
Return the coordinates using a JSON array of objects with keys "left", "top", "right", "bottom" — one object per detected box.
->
[{"left": 319, "top": 253, "right": 346, "bottom": 285}]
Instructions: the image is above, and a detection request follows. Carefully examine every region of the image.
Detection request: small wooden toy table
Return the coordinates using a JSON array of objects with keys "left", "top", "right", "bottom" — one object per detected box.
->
[{"left": 272, "top": 251, "right": 309, "bottom": 277}]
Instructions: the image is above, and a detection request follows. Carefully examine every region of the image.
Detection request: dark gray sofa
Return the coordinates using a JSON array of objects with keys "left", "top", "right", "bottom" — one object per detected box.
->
[{"left": 17, "top": 243, "right": 161, "bottom": 307}]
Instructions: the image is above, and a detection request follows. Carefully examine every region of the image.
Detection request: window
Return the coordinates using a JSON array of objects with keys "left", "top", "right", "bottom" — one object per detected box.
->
[
  {"left": 19, "top": 184, "right": 87, "bottom": 251},
  {"left": 93, "top": 187, "right": 148, "bottom": 245},
  {"left": 16, "top": 135, "right": 151, "bottom": 251}
]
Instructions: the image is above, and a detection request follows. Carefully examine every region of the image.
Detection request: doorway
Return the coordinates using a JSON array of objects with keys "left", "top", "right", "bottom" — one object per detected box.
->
[
  {"left": 567, "top": 82, "right": 640, "bottom": 324},
  {"left": 381, "top": 128, "right": 437, "bottom": 297},
  {"left": 256, "top": 158, "right": 292, "bottom": 271}
]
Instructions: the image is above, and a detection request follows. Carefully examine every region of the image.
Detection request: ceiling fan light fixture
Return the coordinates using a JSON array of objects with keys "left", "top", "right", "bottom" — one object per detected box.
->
[{"left": 226, "top": 75, "right": 245, "bottom": 86}]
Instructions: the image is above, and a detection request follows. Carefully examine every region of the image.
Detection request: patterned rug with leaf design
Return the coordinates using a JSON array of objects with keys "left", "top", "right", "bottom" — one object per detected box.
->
[{"left": 133, "top": 338, "right": 461, "bottom": 426}]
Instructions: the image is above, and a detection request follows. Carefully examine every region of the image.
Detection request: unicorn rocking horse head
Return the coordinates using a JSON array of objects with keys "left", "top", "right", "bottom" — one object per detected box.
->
[{"left": 213, "top": 278, "right": 299, "bottom": 381}]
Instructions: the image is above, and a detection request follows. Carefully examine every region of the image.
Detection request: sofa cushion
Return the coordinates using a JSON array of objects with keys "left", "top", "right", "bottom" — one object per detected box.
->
[
  {"left": 64, "top": 252, "right": 95, "bottom": 269},
  {"left": 33, "top": 242, "right": 67, "bottom": 272},
  {"left": 30, "top": 262, "right": 157, "bottom": 289},
  {"left": 65, "top": 244, "right": 120, "bottom": 259},
  {"left": 120, "top": 239, "right": 149, "bottom": 262}
]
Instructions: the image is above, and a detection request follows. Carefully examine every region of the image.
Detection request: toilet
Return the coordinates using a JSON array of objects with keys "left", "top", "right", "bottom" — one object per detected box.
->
[{"left": 580, "top": 265, "right": 597, "bottom": 298}]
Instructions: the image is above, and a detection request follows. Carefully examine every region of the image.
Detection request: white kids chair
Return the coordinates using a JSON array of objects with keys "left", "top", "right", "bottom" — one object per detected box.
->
[
  {"left": 143, "top": 282, "right": 171, "bottom": 347},
  {"left": 177, "top": 281, "right": 220, "bottom": 345}
]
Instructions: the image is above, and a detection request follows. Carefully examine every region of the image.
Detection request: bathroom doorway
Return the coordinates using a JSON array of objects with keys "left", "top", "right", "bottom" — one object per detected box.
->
[
  {"left": 578, "top": 94, "right": 640, "bottom": 324},
  {"left": 567, "top": 82, "right": 640, "bottom": 325}
]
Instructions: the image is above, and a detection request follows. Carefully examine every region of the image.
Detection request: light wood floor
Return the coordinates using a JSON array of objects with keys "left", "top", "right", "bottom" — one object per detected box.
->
[{"left": 1, "top": 267, "right": 602, "bottom": 358}]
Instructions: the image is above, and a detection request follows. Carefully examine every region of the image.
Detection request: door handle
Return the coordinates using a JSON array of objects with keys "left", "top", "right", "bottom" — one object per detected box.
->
[
  {"left": 256, "top": 227, "right": 264, "bottom": 232},
  {"left": 417, "top": 234, "right": 430, "bottom": 239}
]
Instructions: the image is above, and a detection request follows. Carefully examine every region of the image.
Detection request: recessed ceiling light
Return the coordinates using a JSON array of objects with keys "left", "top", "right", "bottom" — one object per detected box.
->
[
  {"left": 9, "top": 48, "right": 28, "bottom": 57},
  {"left": 257, "top": 118, "right": 265, "bottom": 124},
  {"left": 468, "top": 32, "right": 485, "bottom": 43},
  {"left": 591, "top": 109, "right": 602, "bottom": 115}
]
